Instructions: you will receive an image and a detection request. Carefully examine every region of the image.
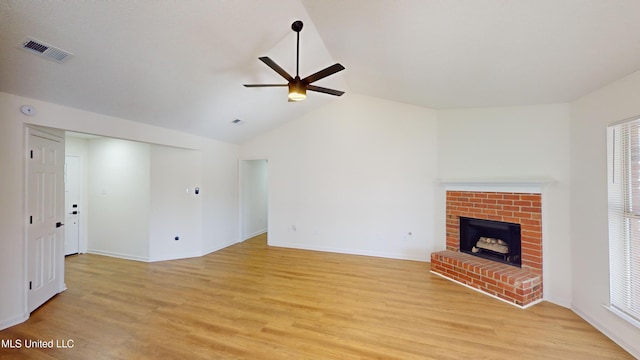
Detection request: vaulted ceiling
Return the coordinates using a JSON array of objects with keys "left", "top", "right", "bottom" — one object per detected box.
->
[{"left": 2, "top": 1, "right": 640, "bottom": 143}]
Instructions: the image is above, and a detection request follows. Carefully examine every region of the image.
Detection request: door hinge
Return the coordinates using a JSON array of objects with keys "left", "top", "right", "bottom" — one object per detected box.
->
[
  {"left": 30, "top": 150, "right": 33, "bottom": 159},
  {"left": 29, "top": 216, "right": 32, "bottom": 224},
  {"left": 29, "top": 281, "right": 32, "bottom": 290}
]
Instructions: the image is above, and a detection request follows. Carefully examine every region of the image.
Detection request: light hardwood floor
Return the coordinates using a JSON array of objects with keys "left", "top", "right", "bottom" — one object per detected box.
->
[{"left": 0, "top": 234, "right": 632, "bottom": 359}]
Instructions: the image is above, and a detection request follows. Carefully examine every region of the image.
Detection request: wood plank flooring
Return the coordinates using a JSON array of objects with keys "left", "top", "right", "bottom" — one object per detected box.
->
[{"left": 0, "top": 234, "right": 632, "bottom": 359}]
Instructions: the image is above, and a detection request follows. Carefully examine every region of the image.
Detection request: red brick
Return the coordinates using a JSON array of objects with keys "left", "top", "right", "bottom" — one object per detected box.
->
[
  {"left": 503, "top": 194, "right": 521, "bottom": 200},
  {"left": 520, "top": 218, "right": 541, "bottom": 226},
  {"left": 513, "top": 212, "right": 532, "bottom": 219},
  {"left": 522, "top": 230, "right": 542, "bottom": 238},
  {"left": 524, "top": 224, "right": 542, "bottom": 233},
  {"left": 514, "top": 200, "right": 532, "bottom": 206},
  {"left": 497, "top": 210, "right": 513, "bottom": 217},
  {"left": 519, "top": 195, "right": 539, "bottom": 200}
]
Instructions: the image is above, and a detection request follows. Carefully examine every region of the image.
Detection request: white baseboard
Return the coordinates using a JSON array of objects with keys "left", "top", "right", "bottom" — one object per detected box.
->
[
  {"left": 201, "top": 240, "right": 238, "bottom": 256},
  {"left": 267, "top": 241, "right": 429, "bottom": 262},
  {"left": 87, "top": 249, "right": 149, "bottom": 262},
  {"left": 0, "top": 312, "right": 29, "bottom": 331},
  {"left": 148, "top": 251, "right": 203, "bottom": 263},
  {"left": 88, "top": 241, "right": 241, "bottom": 262},
  {"left": 572, "top": 304, "right": 640, "bottom": 359},
  {"left": 242, "top": 229, "right": 267, "bottom": 241}
]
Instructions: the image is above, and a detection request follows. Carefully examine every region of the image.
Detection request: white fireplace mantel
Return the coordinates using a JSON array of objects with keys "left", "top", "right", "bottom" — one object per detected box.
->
[{"left": 438, "top": 177, "right": 555, "bottom": 193}]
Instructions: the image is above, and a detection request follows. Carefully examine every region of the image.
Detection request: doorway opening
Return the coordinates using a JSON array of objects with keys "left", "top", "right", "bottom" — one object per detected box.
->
[
  {"left": 64, "top": 154, "right": 81, "bottom": 256},
  {"left": 240, "top": 159, "right": 269, "bottom": 242}
]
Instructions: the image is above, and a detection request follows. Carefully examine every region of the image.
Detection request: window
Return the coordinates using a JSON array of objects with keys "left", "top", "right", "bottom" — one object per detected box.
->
[{"left": 608, "top": 119, "right": 640, "bottom": 326}]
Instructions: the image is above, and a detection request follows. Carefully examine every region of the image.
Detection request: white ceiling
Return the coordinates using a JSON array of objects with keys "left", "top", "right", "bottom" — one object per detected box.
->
[{"left": 2, "top": 1, "right": 640, "bottom": 143}]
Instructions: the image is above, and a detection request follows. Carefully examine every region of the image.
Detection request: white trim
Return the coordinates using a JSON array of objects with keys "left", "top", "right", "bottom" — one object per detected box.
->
[
  {"left": 148, "top": 251, "right": 203, "bottom": 263},
  {"left": 430, "top": 270, "right": 543, "bottom": 309},
  {"left": 201, "top": 239, "right": 238, "bottom": 256},
  {"left": 571, "top": 305, "right": 640, "bottom": 358},
  {"left": 243, "top": 229, "right": 267, "bottom": 241},
  {"left": 87, "top": 249, "right": 149, "bottom": 262},
  {"left": 0, "top": 313, "right": 29, "bottom": 331},
  {"left": 439, "top": 178, "right": 554, "bottom": 193},
  {"left": 604, "top": 304, "right": 640, "bottom": 329},
  {"left": 268, "top": 241, "right": 430, "bottom": 262}
]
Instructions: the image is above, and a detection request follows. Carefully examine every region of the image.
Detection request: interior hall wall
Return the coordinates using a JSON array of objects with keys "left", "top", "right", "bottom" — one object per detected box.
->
[
  {"left": 570, "top": 69, "right": 640, "bottom": 358},
  {"left": 149, "top": 145, "right": 203, "bottom": 261},
  {"left": 240, "top": 93, "right": 439, "bottom": 260},
  {"left": 436, "top": 104, "right": 572, "bottom": 308},
  {"left": 87, "top": 138, "right": 151, "bottom": 260},
  {"left": 0, "top": 92, "right": 239, "bottom": 330}
]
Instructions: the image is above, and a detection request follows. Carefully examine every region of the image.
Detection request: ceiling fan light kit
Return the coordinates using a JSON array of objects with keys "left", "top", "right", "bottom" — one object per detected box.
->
[
  {"left": 244, "top": 20, "right": 345, "bottom": 102},
  {"left": 288, "top": 81, "right": 307, "bottom": 101}
]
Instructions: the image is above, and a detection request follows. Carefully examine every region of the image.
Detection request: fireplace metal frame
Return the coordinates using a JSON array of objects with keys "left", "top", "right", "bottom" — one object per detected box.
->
[{"left": 459, "top": 217, "right": 522, "bottom": 267}]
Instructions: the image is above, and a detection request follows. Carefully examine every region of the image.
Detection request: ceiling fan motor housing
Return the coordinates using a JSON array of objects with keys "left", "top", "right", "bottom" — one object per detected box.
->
[{"left": 292, "top": 20, "right": 303, "bottom": 32}]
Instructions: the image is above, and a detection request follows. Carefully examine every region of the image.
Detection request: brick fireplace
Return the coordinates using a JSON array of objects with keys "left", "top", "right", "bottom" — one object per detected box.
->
[{"left": 431, "top": 190, "right": 543, "bottom": 307}]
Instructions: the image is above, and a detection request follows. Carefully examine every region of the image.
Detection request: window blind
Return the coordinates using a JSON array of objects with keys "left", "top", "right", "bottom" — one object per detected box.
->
[{"left": 608, "top": 119, "right": 640, "bottom": 325}]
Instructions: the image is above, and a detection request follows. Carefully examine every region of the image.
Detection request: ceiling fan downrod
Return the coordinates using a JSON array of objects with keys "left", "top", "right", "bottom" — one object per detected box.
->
[{"left": 292, "top": 20, "right": 303, "bottom": 79}]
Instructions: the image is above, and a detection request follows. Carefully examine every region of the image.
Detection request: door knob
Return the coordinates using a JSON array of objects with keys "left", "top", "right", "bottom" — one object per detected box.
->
[
  {"left": 56, "top": 222, "right": 64, "bottom": 228},
  {"left": 69, "top": 211, "right": 78, "bottom": 215}
]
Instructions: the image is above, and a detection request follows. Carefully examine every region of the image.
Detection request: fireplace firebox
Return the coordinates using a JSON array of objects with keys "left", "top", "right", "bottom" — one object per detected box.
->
[{"left": 459, "top": 217, "right": 521, "bottom": 267}]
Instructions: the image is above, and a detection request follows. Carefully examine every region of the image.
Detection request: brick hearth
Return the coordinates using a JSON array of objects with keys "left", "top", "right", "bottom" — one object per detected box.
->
[{"left": 431, "top": 191, "right": 543, "bottom": 307}]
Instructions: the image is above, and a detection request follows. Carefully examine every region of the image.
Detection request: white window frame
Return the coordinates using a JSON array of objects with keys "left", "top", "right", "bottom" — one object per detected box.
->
[{"left": 607, "top": 118, "right": 640, "bottom": 328}]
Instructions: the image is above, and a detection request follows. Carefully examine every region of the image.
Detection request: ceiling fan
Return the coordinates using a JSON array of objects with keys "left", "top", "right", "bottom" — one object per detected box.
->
[{"left": 244, "top": 20, "right": 345, "bottom": 102}]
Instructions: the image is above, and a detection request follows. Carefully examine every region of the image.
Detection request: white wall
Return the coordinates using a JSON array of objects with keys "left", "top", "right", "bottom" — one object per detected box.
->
[
  {"left": 570, "top": 70, "right": 640, "bottom": 357},
  {"left": 437, "top": 104, "right": 572, "bottom": 307},
  {"left": 201, "top": 140, "right": 241, "bottom": 254},
  {"left": 73, "top": 138, "right": 206, "bottom": 262},
  {"left": 240, "top": 94, "right": 439, "bottom": 260},
  {"left": 87, "top": 138, "right": 151, "bottom": 260},
  {"left": 240, "top": 159, "right": 268, "bottom": 240},
  {"left": 0, "top": 91, "right": 239, "bottom": 330},
  {"left": 149, "top": 145, "right": 203, "bottom": 261}
]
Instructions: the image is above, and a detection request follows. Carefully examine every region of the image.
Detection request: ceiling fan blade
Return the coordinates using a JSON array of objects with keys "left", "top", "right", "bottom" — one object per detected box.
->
[
  {"left": 259, "top": 57, "right": 294, "bottom": 82},
  {"left": 244, "top": 84, "right": 288, "bottom": 87},
  {"left": 307, "top": 85, "right": 345, "bottom": 96},
  {"left": 302, "top": 63, "right": 345, "bottom": 84}
]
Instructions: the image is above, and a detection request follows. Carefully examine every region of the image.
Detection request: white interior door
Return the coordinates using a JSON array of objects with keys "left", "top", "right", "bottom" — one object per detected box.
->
[
  {"left": 64, "top": 155, "right": 80, "bottom": 255},
  {"left": 27, "top": 128, "right": 65, "bottom": 313}
]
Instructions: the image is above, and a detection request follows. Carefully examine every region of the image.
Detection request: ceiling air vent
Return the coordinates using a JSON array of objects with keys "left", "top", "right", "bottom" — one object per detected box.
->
[{"left": 20, "top": 38, "right": 73, "bottom": 63}]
